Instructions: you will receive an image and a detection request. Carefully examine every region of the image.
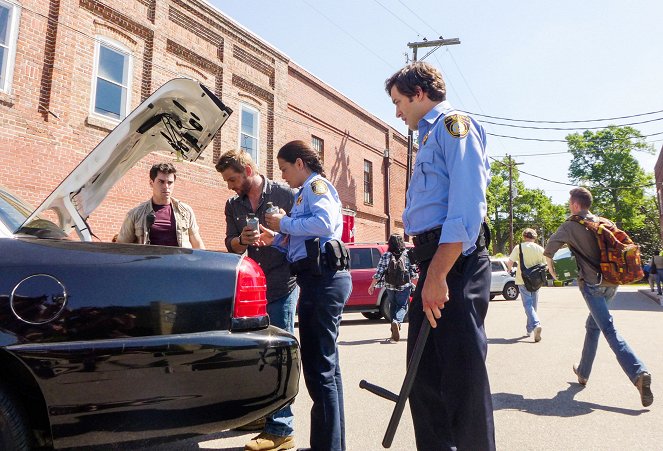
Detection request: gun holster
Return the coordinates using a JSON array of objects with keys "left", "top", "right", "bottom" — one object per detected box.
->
[{"left": 304, "top": 237, "right": 322, "bottom": 276}]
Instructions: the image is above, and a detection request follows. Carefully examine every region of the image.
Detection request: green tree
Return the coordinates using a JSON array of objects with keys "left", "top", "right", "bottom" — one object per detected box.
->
[
  {"left": 486, "top": 158, "right": 566, "bottom": 254},
  {"left": 629, "top": 195, "right": 662, "bottom": 260},
  {"left": 566, "top": 126, "right": 654, "bottom": 231}
]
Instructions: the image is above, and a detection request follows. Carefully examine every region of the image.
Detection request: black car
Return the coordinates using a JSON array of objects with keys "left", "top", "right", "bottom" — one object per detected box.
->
[{"left": 0, "top": 79, "right": 300, "bottom": 449}]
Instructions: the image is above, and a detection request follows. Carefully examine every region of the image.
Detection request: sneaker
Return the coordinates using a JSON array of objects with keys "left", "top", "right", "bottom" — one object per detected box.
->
[
  {"left": 235, "top": 417, "right": 267, "bottom": 431},
  {"left": 390, "top": 321, "right": 400, "bottom": 342},
  {"left": 533, "top": 326, "right": 542, "bottom": 343},
  {"left": 245, "top": 432, "right": 295, "bottom": 451},
  {"left": 635, "top": 372, "right": 654, "bottom": 407},
  {"left": 573, "top": 364, "right": 588, "bottom": 386}
]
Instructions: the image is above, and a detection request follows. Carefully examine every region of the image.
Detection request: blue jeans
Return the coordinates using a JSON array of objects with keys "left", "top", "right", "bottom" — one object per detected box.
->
[
  {"left": 264, "top": 286, "right": 300, "bottom": 437},
  {"left": 576, "top": 281, "right": 648, "bottom": 383},
  {"left": 388, "top": 287, "right": 411, "bottom": 324},
  {"left": 297, "top": 267, "right": 352, "bottom": 451},
  {"left": 657, "top": 269, "right": 663, "bottom": 294},
  {"left": 518, "top": 285, "right": 540, "bottom": 334}
]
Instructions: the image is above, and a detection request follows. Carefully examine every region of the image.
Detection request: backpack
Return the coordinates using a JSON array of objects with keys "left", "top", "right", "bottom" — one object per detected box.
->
[
  {"left": 568, "top": 215, "right": 644, "bottom": 285},
  {"left": 384, "top": 252, "right": 410, "bottom": 286}
]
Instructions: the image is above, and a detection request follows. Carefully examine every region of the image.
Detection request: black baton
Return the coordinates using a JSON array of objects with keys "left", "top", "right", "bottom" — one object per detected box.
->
[{"left": 359, "top": 319, "right": 431, "bottom": 448}]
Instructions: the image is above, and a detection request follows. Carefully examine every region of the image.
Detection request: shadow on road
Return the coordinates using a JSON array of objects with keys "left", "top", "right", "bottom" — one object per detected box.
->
[
  {"left": 488, "top": 335, "right": 529, "bottom": 345},
  {"left": 493, "top": 383, "right": 647, "bottom": 417},
  {"left": 338, "top": 337, "right": 407, "bottom": 346}
]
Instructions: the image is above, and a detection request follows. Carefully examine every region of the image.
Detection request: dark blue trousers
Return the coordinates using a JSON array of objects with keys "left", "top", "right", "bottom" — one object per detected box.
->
[
  {"left": 407, "top": 248, "right": 495, "bottom": 451},
  {"left": 297, "top": 267, "right": 352, "bottom": 451}
]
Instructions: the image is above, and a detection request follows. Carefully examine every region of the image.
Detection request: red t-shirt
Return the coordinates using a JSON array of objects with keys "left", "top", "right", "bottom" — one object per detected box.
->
[{"left": 149, "top": 203, "right": 178, "bottom": 246}]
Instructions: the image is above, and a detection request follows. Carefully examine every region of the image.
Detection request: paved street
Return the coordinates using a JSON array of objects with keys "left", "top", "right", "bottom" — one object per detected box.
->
[{"left": 153, "top": 285, "right": 662, "bottom": 451}]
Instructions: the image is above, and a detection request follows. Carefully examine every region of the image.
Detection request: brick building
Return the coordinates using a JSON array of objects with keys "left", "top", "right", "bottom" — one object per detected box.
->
[{"left": 0, "top": 0, "right": 409, "bottom": 250}]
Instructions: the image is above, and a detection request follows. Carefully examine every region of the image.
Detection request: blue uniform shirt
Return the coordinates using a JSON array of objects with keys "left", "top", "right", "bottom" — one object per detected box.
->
[
  {"left": 403, "top": 101, "right": 490, "bottom": 255},
  {"left": 275, "top": 172, "right": 343, "bottom": 263}
]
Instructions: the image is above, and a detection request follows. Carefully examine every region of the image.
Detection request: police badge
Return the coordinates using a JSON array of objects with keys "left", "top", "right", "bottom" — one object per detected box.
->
[{"left": 444, "top": 114, "right": 471, "bottom": 138}]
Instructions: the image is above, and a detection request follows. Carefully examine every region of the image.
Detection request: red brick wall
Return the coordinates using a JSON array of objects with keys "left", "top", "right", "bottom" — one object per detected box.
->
[{"left": 0, "top": 0, "right": 408, "bottom": 250}]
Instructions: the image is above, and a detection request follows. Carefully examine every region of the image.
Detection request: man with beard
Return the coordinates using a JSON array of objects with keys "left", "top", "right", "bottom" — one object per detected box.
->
[{"left": 216, "top": 149, "right": 299, "bottom": 451}]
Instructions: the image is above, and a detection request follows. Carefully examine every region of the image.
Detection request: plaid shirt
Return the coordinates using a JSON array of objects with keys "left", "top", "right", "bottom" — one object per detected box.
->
[{"left": 373, "top": 251, "right": 418, "bottom": 291}]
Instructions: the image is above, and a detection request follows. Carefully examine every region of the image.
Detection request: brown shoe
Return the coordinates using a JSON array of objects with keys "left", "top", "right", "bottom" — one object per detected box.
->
[
  {"left": 245, "top": 432, "right": 294, "bottom": 451},
  {"left": 390, "top": 321, "right": 400, "bottom": 341},
  {"left": 635, "top": 372, "right": 653, "bottom": 407},
  {"left": 573, "top": 364, "right": 588, "bottom": 386}
]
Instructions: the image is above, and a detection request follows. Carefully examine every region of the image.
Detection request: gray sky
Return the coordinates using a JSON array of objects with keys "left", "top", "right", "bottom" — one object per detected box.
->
[{"left": 210, "top": 0, "right": 662, "bottom": 204}]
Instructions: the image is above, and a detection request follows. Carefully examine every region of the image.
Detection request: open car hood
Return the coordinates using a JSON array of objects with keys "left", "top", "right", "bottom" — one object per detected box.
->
[{"left": 20, "top": 79, "right": 231, "bottom": 240}]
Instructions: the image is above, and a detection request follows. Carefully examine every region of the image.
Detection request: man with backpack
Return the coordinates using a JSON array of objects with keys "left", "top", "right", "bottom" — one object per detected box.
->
[
  {"left": 507, "top": 228, "right": 547, "bottom": 342},
  {"left": 544, "top": 187, "right": 653, "bottom": 407},
  {"left": 368, "top": 234, "right": 418, "bottom": 341}
]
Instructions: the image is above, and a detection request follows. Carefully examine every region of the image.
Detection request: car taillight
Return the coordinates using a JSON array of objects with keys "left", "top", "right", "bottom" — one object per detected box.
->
[{"left": 234, "top": 257, "right": 267, "bottom": 318}]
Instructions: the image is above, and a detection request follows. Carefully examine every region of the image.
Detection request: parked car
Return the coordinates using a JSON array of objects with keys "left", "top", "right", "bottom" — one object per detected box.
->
[
  {"left": 0, "top": 79, "right": 300, "bottom": 449},
  {"left": 490, "top": 257, "right": 519, "bottom": 300},
  {"left": 346, "top": 242, "right": 416, "bottom": 321}
]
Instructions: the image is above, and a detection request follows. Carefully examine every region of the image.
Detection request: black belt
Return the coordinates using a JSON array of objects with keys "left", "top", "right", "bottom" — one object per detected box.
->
[{"left": 409, "top": 223, "right": 488, "bottom": 265}]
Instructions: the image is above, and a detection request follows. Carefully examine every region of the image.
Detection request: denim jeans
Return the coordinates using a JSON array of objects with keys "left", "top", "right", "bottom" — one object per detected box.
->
[
  {"left": 297, "top": 267, "right": 352, "bottom": 451},
  {"left": 657, "top": 269, "right": 663, "bottom": 294},
  {"left": 518, "top": 285, "right": 540, "bottom": 334},
  {"left": 263, "top": 286, "right": 300, "bottom": 437},
  {"left": 388, "top": 286, "right": 411, "bottom": 324},
  {"left": 576, "top": 281, "right": 648, "bottom": 383}
]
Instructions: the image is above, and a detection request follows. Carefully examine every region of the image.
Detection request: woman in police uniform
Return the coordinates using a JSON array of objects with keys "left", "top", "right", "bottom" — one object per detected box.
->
[{"left": 261, "top": 140, "right": 352, "bottom": 451}]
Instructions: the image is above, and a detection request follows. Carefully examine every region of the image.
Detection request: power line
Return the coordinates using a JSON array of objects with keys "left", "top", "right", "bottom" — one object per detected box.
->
[
  {"left": 372, "top": 0, "right": 422, "bottom": 38},
  {"left": 479, "top": 115, "right": 663, "bottom": 131},
  {"left": 487, "top": 130, "right": 663, "bottom": 143},
  {"left": 300, "top": 0, "right": 395, "bottom": 69},
  {"left": 468, "top": 108, "right": 663, "bottom": 124}
]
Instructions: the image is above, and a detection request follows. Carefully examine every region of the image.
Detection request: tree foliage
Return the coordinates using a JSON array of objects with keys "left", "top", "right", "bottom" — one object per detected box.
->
[
  {"left": 566, "top": 126, "right": 654, "bottom": 231},
  {"left": 486, "top": 158, "right": 566, "bottom": 254}
]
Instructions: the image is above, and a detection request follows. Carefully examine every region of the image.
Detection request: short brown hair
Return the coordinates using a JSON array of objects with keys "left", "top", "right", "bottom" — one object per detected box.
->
[
  {"left": 215, "top": 149, "right": 257, "bottom": 175},
  {"left": 570, "top": 187, "right": 593, "bottom": 209},
  {"left": 385, "top": 61, "right": 446, "bottom": 101},
  {"left": 150, "top": 163, "right": 177, "bottom": 181},
  {"left": 522, "top": 228, "right": 537, "bottom": 239}
]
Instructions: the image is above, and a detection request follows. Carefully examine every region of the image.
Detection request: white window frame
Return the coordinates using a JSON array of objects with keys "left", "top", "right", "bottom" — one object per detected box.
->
[
  {"left": 89, "top": 36, "right": 132, "bottom": 122},
  {"left": 0, "top": 0, "right": 21, "bottom": 94},
  {"left": 239, "top": 103, "right": 260, "bottom": 166}
]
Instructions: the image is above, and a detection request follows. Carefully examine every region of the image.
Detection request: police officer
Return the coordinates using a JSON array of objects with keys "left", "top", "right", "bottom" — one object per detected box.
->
[
  {"left": 385, "top": 62, "right": 495, "bottom": 450},
  {"left": 260, "top": 140, "right": 351, "bottom": 451}
]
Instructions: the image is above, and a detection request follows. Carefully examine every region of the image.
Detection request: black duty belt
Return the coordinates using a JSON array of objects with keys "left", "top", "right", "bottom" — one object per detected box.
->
[{"left": 409, "top": 223, "right": 489, "bottom": 265}]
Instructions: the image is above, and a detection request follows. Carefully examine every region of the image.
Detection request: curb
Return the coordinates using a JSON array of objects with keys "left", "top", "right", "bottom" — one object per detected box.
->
[{"left": 638, "top": 288, "right": 663, "bottom": 307}]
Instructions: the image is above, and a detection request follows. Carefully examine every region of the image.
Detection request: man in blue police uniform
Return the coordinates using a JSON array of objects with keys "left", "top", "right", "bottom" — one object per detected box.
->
[{"left": 385, "top": 62, "right": 495, "bottom": 450}]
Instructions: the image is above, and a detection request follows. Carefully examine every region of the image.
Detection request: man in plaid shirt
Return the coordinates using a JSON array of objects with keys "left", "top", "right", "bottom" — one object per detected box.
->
[{"left": 368, "top": 234, "right": 418, "bottom": 341}]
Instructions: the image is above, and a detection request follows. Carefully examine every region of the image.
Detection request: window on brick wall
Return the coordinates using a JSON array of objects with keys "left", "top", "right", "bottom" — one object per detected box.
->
[
  {"left": 312, "top": 135, "right": 324, "bottom": 164},
  {"left": 91, "top": 38, "right": 131, "bottom": 121},
  {"left": 0, "top": 1, "right": 20, "bottom": 93},
  {"left": 240, "top": 104, "right": 260, "bottom": 164},
  {"left": 364, "top": 159, "right": 373, "bottom": 205}
]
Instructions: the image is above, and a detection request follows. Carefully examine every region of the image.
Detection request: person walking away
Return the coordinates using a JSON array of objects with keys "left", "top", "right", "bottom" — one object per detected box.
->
[
  {"left": 507, "top": 228, "right": 546, "bottom": 342},
  {"left": 117, "top": 162, "right": 204, "bottom": 248},
  {"left": 368, "top": 234, "right": 418, "bottom": 341},
  {"left": 647, "top": 256, "right": 657, "bottom": 293},
  {"left": 653, "top": 251, "right": 663, "bottom": 296},
  {"left": 384, "top": 62, "right": 495, "bottom": 450},
  {"left": 216, "top": 149, "right": 299, "bottom": 451},
  {"left": 544, "top": 187, "right": 653, "bottom": 407},
  {"left": 259, "top": 140, "right": 352, "bottom": 451}
]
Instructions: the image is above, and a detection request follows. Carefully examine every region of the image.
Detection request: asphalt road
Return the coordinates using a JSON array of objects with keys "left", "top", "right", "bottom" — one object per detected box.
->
[{"left": 150, "top": 285, "right": 662, "bottom": 451}]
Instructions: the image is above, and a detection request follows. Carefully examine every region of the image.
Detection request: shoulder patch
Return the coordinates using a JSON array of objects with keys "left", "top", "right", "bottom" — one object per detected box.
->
[
  {"left": 310, "top": 179, "right": 328, "bottom": 195},
  {"left": 444, "top": 114, "right": 471, "bottom": 138}
]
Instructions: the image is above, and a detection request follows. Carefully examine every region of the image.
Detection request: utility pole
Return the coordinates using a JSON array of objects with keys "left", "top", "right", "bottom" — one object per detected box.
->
[
  {"left": 404, "top": 37, "right": 460, "bottom": 206},
  {"left": 507, "top": 155, "right": 523, "bottom": 252}
]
